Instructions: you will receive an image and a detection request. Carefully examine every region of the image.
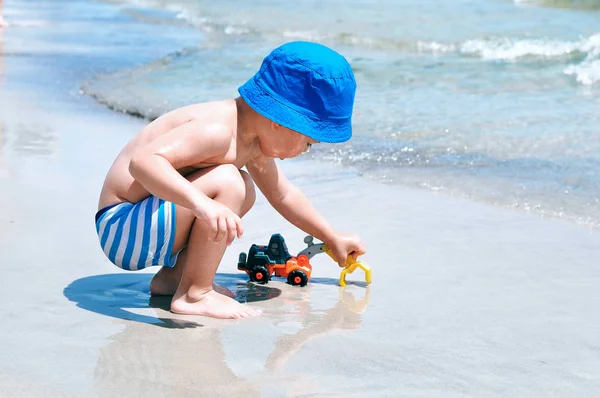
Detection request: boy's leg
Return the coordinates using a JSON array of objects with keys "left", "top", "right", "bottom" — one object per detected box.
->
[
  {"left": 150, "top": 165, "right": 255, "bottom": 296},
  {"left": 151, "top": 164, "right": 258, "bottom": 318},
  {"left": 150, "top": 249, "right": 235, "bottom": 297},
  {"left": 150, "top": 250, "right": 187, "bottom": 296}
]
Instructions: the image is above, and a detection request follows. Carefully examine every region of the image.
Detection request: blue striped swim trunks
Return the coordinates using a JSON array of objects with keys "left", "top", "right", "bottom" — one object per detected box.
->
[{"left": 95, "top": 196, "right": 179, "bottom": 270}]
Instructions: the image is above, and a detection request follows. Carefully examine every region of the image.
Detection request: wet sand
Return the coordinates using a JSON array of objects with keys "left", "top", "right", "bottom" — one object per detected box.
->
[{"left": 1, "top": 0, "right": 600, "bottom": 396}]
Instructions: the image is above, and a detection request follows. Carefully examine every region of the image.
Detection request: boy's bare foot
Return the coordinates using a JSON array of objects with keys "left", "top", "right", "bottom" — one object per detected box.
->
[{"left": 171, "top": 289, "right": 260, "bottom": 319}]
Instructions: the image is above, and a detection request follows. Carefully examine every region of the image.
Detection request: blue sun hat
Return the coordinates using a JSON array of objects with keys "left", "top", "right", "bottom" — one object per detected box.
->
[{"left": 238, "top": 41, "right": 357, "bottom": 143}]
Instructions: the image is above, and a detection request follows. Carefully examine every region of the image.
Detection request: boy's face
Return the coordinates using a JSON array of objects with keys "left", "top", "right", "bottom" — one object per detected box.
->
[{"left": 261, "top": 123, "right": 318, "bottom": 159}]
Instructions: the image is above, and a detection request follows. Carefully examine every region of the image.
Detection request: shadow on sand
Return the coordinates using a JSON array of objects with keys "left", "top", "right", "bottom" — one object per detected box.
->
[{"left": 63, "top": 272, "right": 282, "bottom": 329}]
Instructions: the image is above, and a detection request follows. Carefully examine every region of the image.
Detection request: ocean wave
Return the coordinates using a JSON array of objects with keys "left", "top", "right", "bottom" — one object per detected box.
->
[
  {"left": 104, "top": 0, "right": 600, "bottom": 83},
  {"left": 279, "top": 31, "right": 600, "bottom": 85},
  {"left": 174, "top": 9, "right": 254, "bottom": 36},
  {"left": 461, "top": 33, "right": 600, "bottom": 61},
  {"left": 80, "top": 49, "right": 197, "bottom": 120},
  {"left": 563, "top": 33, "right": 600, "bottom": 84},
  {"left": 564, "top": 59, "right": 600, "bottom": 84},
  {"left": 457, "top": 33, "right": 600, "bottom": 84},
  {"left": 514, "top": 0, "right": 600, "bottom": 10},
  {"left": 417, "top": 41, "right": 457, "bottom": 53}
]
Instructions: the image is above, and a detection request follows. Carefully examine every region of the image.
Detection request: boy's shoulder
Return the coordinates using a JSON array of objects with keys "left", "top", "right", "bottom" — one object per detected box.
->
[
  {"left": 152, "top": 100, "right": 238, "bottom": 135},
  {"left": 157, "top": 100, "right": 233, "bottom": 122}
]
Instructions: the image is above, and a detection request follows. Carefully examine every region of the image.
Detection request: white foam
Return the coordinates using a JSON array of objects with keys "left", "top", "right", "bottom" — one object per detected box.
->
[
  {"left": 564, "top": 59, "right": 600, "bottom": 85},
  {"left": 459, "top": 33, "right": 600, "bottom": 84},
  {"left": 569, "top": 35, "right": 600, "bottom": 84},
  {"left": 224, "top": 25, "right": 250, "bottom": 36},
  {"left": 417, "top": 41, "right": 457, "bottom": 53},
  {"left": 461, "top": 37, "right": 580, "bottom": 60},
  {"left": 461, "top": 33, "right": 600, "bottom": 61}
]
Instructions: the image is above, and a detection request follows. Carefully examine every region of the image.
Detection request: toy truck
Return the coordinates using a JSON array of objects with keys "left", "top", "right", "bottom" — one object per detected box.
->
[
  {"left": 237, "top": 233, "right": 312, "bottom": 286},
  {"left": 238, "top": 234, "right": 372, "bottom": 287}
]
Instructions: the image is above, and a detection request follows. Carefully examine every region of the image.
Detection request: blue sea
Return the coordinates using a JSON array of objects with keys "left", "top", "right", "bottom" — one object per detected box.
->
[{"left": 82, "top": 0, "right": 600, "bottom": 229}]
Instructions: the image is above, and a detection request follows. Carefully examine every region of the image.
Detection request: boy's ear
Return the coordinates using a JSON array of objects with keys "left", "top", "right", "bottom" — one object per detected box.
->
[{"left": 270, "top": 121, "right": 280, "bottom": 131}]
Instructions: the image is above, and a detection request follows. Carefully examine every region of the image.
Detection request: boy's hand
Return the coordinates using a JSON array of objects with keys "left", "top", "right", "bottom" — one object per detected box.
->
[
  {"left": 327, "top": 233, "right": 366, "bottom": 268},
  {"left": 192, "top": 198, "right": 243, "bottom": 245}
]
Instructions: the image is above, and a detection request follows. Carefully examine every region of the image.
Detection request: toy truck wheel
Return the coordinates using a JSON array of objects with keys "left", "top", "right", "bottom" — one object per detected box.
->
[
  {"left": 250, "top": 266, "right": 270, "bottom": 284},
  {"left": 287, "top": 270, "right": 308, "bottom": 287}
]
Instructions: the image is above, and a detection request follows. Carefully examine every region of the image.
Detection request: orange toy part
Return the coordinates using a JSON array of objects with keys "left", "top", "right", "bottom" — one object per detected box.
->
[
  {"left": 273, "top": 257, "right": 312, "bottom": 280},
  {"left": 297, "top": 254, "right": 309, "bottom": 266},
  {"left": 245, "top": 257, "right": 312, "bottom": 281}
]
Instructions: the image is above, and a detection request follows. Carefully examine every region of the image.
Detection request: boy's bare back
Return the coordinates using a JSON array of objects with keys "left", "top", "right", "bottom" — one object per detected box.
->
[{"left": 98, "top": 100, "right": 257, "bottom": 210}]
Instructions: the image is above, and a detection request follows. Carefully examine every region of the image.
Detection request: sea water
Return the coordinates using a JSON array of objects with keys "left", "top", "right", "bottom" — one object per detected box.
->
[{"left": 82, "top": 0, "right": 600, "bottom": 229}]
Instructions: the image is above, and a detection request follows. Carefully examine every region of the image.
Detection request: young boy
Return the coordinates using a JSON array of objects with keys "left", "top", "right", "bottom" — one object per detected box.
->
[{"left": 95, "top": 41, "right": 366, "bottom": 319}]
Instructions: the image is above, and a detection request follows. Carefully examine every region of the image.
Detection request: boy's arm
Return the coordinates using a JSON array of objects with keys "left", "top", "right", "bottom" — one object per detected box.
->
[
  {"left": 129, "top": 119, "right": 228, "bottom": 210},
  {"left": 246, "top": 155, "right": 338, "bottom": 248},
  {"left": 129, "top": 119, "right": 242, "bottom": 242}
]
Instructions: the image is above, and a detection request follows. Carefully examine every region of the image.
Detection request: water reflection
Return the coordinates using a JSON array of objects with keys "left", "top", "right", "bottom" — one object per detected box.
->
[
  {"left": 0, "top": 22, "right": 57, "bottom": 164},
  {"left": 265, "top": 285, "right": 371, "bottom": 372},
  {"left": 64, "top": 273, "right": 371, "bottom": 395},
  {"left": 10, "top": 123, "right": 56, "bottom": 156},
  {"left": 0, "top": 121, "right": 57, "bottom": 170},
  {"left": 0, "top": 118, "right": 5, "bottom": 177},
  {"left": 92, "top": 322, "right": 263, "bottom": 396},
  {"left": 0, "top": 22, "right": 4, "bottom": 176},
  {"left": 0, "top": 21, "right": 4, "bottom": 82}
]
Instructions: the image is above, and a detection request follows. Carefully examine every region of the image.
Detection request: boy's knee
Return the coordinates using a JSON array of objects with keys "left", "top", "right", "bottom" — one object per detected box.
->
[
  {"left": 211, "top": 165, "right": 255, "bottom": 215},
  {"left": 239, "top": 170, "right": 256, "bottom": 216}
]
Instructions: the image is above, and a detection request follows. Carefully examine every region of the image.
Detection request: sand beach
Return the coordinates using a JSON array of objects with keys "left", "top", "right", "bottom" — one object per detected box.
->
[{"left": 1, "top": 0, "right": 600, "bottom": 396}]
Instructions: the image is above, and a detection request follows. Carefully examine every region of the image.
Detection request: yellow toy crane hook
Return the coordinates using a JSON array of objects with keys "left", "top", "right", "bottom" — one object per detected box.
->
[
  {"left": 322, "top": 245, "right": 372, "bottom": 287},
  {"left": 296, "top": 236, "right": 372, "bottom": 287}
]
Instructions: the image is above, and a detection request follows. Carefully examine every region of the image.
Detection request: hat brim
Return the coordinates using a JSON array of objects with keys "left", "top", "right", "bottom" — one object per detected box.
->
[{"left": 238, "top": 77, "right": 352, "bottom": 144}]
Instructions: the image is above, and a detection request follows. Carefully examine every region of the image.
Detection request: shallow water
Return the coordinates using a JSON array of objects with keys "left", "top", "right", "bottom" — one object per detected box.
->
[{"left": 82, "top": 0, "right": 600, "bottom": 228}]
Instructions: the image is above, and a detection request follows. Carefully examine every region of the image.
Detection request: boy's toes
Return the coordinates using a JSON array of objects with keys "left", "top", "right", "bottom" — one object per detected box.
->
[{"left": 245, "top": 308, "right": 261, "bottom": 317}]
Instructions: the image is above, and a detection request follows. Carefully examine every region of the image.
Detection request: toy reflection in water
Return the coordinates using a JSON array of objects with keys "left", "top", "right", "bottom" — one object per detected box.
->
[{"left": 264, "top": 285, "right": 371, "bottom": 371}]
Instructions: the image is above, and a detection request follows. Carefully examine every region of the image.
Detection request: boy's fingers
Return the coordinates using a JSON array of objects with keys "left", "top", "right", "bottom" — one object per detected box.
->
[
  {"left": 357, "top": 241, "right": 366, "bottom": 254},
  {"left": 350, "top": 246, "right": 365, "bottom": 259},
  {"left": 209, "top": 218, "right": 219, "bottom": 241},
  {"left": 226, "top": 217, "right": 237, "bottom": 245},
  {"left": 216, "top": 217, "right": 227, "bottom": 241},
  {"left": 235, "top": 216, "right": 244, "bottom": 238},
  {"left": 333, "top": 248, "right": 346, "bottom": 268}
]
